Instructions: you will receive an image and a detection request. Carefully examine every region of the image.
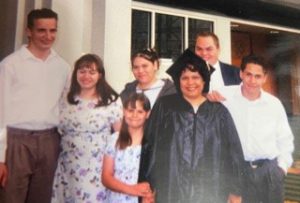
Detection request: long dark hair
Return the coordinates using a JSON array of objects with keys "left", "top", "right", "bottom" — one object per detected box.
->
[
  {"left": 116, "top": 93, "right": 151, "bottom": 150},
  {"left": 67, "top": 54, "right": 118, "bottom": 107}
]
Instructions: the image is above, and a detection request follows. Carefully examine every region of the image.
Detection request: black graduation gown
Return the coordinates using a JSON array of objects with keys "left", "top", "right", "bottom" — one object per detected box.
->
[{"left": 139, "top": 94, "right": 244, "bottom": 203}]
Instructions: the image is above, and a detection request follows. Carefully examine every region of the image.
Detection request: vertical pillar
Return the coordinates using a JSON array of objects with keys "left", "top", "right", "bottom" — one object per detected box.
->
[
  {"left": 51, "top": 0, "right": 132, "bottom": 92},
  {"left": 215, "top": 19, "right": 232, "bottom": 63},
  {"left": 92, "top": 0, "right": 132, "bottom": 92}
]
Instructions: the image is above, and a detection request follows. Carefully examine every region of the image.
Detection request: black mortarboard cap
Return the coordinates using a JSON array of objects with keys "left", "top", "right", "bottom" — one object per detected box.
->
[{"left": 166, "top": 49, "right": 214, "bottom": 93}]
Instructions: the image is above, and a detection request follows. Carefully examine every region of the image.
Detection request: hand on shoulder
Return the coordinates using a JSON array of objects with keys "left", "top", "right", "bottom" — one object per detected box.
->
[{"left": 206, "top": 90, "right": 226, "bottom": 102}]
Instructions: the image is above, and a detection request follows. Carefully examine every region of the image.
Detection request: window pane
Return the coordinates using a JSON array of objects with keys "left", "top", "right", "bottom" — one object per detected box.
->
[
  {"left": 131, "top": 9, "right": 151, "bottom": 54},
  {"left": 155, "top": 13, "right": 184, "bottom": 59},
  {"left": 188, "top": 18, "right": 213, "bottom": 49}
]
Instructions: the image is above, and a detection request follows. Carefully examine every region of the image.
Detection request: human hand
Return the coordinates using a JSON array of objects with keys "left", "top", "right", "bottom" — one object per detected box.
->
[
  {"left": 278, "top": 166, "right": 286, "bottom": 176},
  {"left": 206, "top": 90, "right": 226, "bottom": 102},
  {"left": 132, "top": 182, "right": 152, "bottom": 197},
  {"left": 0, "top": 162, "right": 8, "bottom": 187},
  {"left": 141, "top": 189, "right": 155, "bottom": 203},
  {"left": 227, "top": 193, "right": 242, "bottom": 203}
]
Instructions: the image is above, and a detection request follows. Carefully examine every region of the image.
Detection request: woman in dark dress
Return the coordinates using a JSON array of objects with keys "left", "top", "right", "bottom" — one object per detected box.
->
[{"left": 139, "top": 49, "right": 244, "bottom": 203}]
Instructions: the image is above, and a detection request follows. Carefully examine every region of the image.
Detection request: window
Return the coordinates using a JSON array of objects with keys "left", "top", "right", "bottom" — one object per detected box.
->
[
  {"left": 188, "top": 18, "right": 213, "bottom": 50},
  {"left": 155, "top": 14, "right": 184, "bottom": 58},
  {"left": 131, "top": 10, "right": 151, "bottom": 55},
  {"left": 131, "top": 9, "right": 213, "bottom": 59}
]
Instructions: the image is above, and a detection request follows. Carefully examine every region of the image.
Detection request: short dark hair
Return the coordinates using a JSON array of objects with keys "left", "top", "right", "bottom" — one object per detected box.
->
[
  {"left": 27, "top": 8, "right": 58, "bottom": 29},
  {"left": 195, "top": 31, "right": 220, "bottom": 48},
  {"left": 241, "top": 55, "right": 268, "bottom": 73},
  {"left": 131, "top": 48, "right": 160, "bottom": 68}
]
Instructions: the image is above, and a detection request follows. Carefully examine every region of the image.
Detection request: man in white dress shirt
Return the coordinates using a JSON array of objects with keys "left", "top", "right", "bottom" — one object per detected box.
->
[
  {"left": 208, "top": 55, "right": 294, "bottom": 203},
  {"left": 0, "top": 8, "right": 70, "bottom": 203},
  {"left": 194, "top": 31, "right": 241, "bottom": 91}
]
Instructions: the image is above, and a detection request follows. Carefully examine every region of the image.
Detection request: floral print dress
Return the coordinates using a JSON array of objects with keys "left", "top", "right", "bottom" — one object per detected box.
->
[
  {"left": 104, "top": 132, "right": 142, "bottom": 203},
  {"left": 51, "top": 97, "right": 122, "bottom": 203}
]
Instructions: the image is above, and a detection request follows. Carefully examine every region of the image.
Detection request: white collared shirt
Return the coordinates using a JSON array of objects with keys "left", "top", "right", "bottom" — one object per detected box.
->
[
  {"left": 209, "top": 61, "right": 224, "bottom": 92},
  {"left": 220, "top": 84, "right": 294, "bottom": 173},
  {"left": 0, "top": 45, "right": 70, "bottom": 161}
]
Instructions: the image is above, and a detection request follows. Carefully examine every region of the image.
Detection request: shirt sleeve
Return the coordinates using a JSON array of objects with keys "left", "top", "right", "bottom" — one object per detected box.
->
[
  {"left": 108, "top": 98, "right": 123, "bottom": 125},
  {"left": 276, "top": 102, "right": 294, "bottom": 173},
  {"left": 104, "top": 132, "right": 119, "bottom": 158},
  {"left": 138, "top": 100, "right": 164, "bottom": 183},
  {"left": 0, "top": 60, "right": 12, "bottom": 163},
  {"left": 0, "top": 129, "right": 7, "bottom": 162},
  {"left": 221, "top": 106, "right": 244, "bottom": 195}
]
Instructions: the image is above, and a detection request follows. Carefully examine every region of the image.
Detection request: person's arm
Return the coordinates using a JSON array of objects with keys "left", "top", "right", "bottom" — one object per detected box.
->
[
  {"left": 102, "top": 154, "right": 151, "bottom": 197},
  {"left": 0, "top": 62, "right": 9, "bottom": 187},
  {"left": 112, "top": 120, "right": 122, "bottom": 132},
  {"left": 0, "top": 129, "right": 7, "bottom": 163},
  {"left": 111, "top": 98, "right": 123, "bottom": 132},
  {"left": 207, "top": 85, "right": 241, "bottom": 103},
  {"left": 276, "top": 102, "right": 294, "bottom": 174},
  {"left": 138, "top": 100, "right": 163, "bottom": 184},
  {"left": 222, "top": 107, "right": 245, "bottom": 197},
  {"left": 0, "top": 129, "right": 8, "bottom": 187},
  {"left": 0, "top": 162, "right": 8, "bottom": 187},
  {"left": 206, "top": 90, "right": 226, "bottom": 102}
]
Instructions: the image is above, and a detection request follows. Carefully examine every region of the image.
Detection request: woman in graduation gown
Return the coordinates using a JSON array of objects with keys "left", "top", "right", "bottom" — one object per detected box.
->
[{"left": 139, "top": 49, "right": 245, "bottom": 203}]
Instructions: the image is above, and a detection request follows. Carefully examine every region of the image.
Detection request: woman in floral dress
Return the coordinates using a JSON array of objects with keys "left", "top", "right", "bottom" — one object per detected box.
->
[
  {"left": 51, "top": 54, "right": 122, "bottom": 203},
  {"left": 102, "top": 93, "right": 153, "bottom": 203}
]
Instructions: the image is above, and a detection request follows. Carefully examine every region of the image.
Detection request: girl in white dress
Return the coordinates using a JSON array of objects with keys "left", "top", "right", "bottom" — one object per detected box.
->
[{"left": 102, "top": 93, "right": 153, "bottom": 203}]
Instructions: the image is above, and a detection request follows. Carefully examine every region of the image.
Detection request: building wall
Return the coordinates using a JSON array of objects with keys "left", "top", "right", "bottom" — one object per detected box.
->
[{"left": 51, "top": 0, "right": 132, "bottom": 92}]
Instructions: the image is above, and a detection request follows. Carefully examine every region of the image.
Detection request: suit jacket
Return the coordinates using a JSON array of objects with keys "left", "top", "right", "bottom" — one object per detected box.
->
[{"left": 220, "top": 62, "right": 241, "bottom": 85}]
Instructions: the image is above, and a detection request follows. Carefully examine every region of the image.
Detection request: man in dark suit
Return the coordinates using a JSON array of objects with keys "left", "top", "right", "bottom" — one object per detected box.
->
[{"left": 194, "top": 31, "right": 241, "bottom": 91}]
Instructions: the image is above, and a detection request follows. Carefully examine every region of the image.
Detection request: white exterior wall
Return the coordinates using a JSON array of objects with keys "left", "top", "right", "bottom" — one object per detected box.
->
[
  {"left": 99, "top": 0, "right": 132, "bottom": 92},
  {"left": 52, "top": 0, "right": 91, "bottom": 64},
  {"left": 52, "top": 0, "right": 132, "bottom": 92},
  {"left": 214, "top": 19, "right": 232, "bottom": 63}
]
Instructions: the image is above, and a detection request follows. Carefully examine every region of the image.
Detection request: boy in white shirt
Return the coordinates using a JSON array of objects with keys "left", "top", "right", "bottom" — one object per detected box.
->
[{"left": 208, "top": 55, "right": 294, "bottom": 203}]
